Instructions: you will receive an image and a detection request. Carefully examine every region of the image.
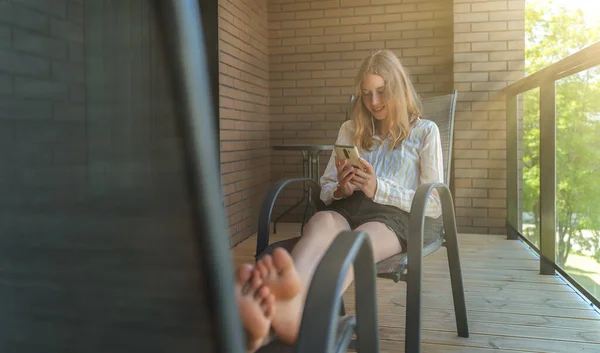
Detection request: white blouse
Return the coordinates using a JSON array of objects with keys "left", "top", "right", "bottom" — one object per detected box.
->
[{"left": 319, "top": 117, "right": 444, "bottom": 218}]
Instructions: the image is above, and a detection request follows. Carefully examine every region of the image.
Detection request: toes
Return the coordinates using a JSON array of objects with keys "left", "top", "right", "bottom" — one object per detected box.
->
[
  {"left": 250, "top": 271, "right": 263, "bottom": 291},
  {"left": 252, "top": 268, "right": 261, "bottom": 282},
  {"left": 255, "top": 284, "right": 270, "bottom": 301},
  {"left": 262, "top": 255, "right": 274, "bottom": 275},
  {"left": 237, "top": 264, "right": 254, "bottom": 295},
  {"left": 257, "top": 256, "right": 271, "bottom": 278},
  {"left": 256, "top": 263, "right": 266, "bottom": 278},
  {"left": 237, "top": 264, "right": 253, "bottom": 283},
  {"left": 272, "top": 248, "right": 293, "bottom": 272},
  {"left": 262, "top": 294, "right": 275, "bottom": 318}
]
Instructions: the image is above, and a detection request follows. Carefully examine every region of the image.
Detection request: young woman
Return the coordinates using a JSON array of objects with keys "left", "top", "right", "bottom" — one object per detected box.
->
[{"left": 235, "top": 49, "right": 444, "bottom": 352}]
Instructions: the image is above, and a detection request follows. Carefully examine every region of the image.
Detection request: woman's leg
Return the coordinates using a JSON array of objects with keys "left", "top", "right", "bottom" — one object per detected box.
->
[
  {"left": 291, "top": 211, "right": 352, "bottom": 279},
  {"left": 338, "top": 221, "right": 403, "bottom": 291},
  {"left": 258, "top": 216, "right": 403, "bottom": 345}
]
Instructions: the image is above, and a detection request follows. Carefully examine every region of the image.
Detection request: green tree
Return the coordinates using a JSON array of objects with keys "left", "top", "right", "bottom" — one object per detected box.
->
[{"left": 524, "top": 0, "right": 600, "bottom": 266}]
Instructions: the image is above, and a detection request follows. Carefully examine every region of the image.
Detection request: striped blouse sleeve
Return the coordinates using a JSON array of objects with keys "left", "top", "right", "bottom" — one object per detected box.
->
[
  {"left": 372, "top": 122, "right": 444, "bottom": 218},
  {"left": 320, "top": 121, "right": 352, "bottom": 205}
]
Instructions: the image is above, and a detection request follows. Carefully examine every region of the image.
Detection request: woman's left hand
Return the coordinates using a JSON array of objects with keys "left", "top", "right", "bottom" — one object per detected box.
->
[{"left": 350, "top": 158, "right": 378, "bottom": 199}]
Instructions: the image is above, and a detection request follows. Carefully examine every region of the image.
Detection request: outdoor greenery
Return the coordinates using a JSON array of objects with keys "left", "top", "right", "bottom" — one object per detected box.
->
[{"left": 522, "top": 0, "right": 600, "bottom": 276}]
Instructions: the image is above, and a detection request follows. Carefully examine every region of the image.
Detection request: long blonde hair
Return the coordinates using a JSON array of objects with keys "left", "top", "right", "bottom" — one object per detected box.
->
[{"left": 350, "top": 49, "right": 422, "bottom": 151}]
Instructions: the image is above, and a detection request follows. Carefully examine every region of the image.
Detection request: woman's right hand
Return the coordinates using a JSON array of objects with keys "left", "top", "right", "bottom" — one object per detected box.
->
[{"left": 334, "top": 156, "right": 357, "bottom": 198}]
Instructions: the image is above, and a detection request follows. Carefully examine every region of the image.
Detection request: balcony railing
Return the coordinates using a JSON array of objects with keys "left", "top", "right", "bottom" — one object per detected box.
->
[{"left": 505, "top": 41, "right": 600, "bottom": 308}]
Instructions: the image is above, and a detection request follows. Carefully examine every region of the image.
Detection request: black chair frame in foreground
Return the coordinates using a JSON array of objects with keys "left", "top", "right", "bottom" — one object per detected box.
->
[
  {"left": 257, "top": 231, "right": 379, "bottom": 353},
  {"left": 162, "top": 1, "right": 380, "bottom": 352}
]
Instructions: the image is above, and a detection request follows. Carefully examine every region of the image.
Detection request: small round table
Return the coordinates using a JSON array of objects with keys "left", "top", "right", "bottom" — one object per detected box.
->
[{"left": 272, "top": 144, "right": 334, "bottom": 233}]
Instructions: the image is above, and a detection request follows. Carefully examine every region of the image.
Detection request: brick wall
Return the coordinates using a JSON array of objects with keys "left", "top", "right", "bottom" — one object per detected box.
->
[
  {"left": 216, "top": 0, "right": 527, "bottom": 240},
  {"left": 219, "top": 0, "right": 271, "bottom": 246},
  {"left": 452, "top": 0, "right": 525, "bottom": 234},
  {"left": 268, "top": 0, "right": 454, "bottom": 222},
  {"left": 0, "top": 0, "right": 85, "bottom": 206}
]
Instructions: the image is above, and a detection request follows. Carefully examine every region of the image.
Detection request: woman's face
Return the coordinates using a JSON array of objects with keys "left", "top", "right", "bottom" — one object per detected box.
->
[{"left": 361, "top": 73, "right": 388, "bottom": 121}]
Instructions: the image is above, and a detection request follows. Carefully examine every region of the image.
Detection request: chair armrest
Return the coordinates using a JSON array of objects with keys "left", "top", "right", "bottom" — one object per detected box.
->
[
  {"left": 256, "top": 178, "right": 322, "bottom": 258},
  {"left": 295, "top": 230, "right": 379, "bottom": 353},
  {"left": 405, "top": 182, "right": 459, "bottom": 351}
]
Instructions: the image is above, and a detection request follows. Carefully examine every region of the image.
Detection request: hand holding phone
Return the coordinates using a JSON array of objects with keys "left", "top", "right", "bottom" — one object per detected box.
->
[
  {"left": 334, "top": 157, "right": 357, "bottom": 198},
  {"left": 334, "top": 145, "right": 362, "bottom": 169},
  {"left": 333, "top": 145, "right": 362, "bottom": 198}
]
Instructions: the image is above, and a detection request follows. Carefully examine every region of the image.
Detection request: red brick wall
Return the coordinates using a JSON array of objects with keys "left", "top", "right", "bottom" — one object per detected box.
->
[
  {"left": 217, "top": 0, "right": 527, "bottom": 242},
  {"left": 452, "top": 0, "right": 525, "bottom": 234},
  {"left": 219, "top": 0, "right": 271, "bottom": 246},
  {"left": 268, "top": 0, "right": 454, "bottom": 222}
]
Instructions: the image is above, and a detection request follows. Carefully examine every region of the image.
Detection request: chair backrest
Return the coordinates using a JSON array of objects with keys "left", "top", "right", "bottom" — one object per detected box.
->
[
  {"left": 0, "top": 1, "right": 242, "bottom": 352},
  {"left": 419, "top": 91, "right": 458, "bottom": 244},
  {"left": 419, "top": 91, "right": 457, "bottom": 185},
  {"left": 345, "top": 94, "right": 355, "bottom": 120}
]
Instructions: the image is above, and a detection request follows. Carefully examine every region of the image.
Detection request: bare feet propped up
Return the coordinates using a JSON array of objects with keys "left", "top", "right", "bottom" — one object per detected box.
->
[
  {"left": 235, "top": 264, "right": 275, "bottom": 352},
  {"left": 254, "top": 247, "right": 302, "bottom": 300},
  {"left": 254, "top": 248, "right": 303, "bottom": 344}
]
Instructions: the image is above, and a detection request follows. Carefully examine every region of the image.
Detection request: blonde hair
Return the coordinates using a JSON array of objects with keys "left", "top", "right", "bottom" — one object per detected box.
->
[{"left": 350, "top": 49, "right": 422, "bottom": 151}]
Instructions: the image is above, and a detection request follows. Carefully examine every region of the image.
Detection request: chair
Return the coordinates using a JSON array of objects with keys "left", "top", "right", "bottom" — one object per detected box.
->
[
  {"left": 0, "top": 1, "right": 379, "bottom": 352},
  {"left": 255, "top": 91, "right": 469, "bottom": 352}
]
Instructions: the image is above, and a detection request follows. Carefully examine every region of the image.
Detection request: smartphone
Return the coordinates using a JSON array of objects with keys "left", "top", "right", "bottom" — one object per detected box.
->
[{"left": 334, "top": 144, "right": 362, "bottom": 169}]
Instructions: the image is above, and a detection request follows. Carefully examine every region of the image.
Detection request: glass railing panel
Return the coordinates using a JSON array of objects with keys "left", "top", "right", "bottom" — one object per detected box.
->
[
  {"left": 555, "top": 65, "right": 600, "bottom": 301},
  {"left": 518, "top": 88, "right": 541, "bottom": 248}
]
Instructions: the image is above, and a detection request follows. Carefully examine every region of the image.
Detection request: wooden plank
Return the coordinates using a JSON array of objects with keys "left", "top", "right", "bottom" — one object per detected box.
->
[
  {"left": 455, "top": 239, "right": 533, "bottom": 247},
  {"left": 375, "top": 279, "right": 576, "bottom": 293},
  {"left": 412, "top": 286, "right": 583, "bottom": 302},
  {"left": 366, "top": 291, "right": 593, "bottom": 311},
  {"left": 423, "top": 259, "right": 540, "bottom": 271},
  {"left": 382, "top": 320, "right": 600, "bottom": 344},
  {"left": 423, "top": 253, "right": 537, "bottom": 262},
  {"left": 453, "top": 248, "right": 532, "bottom": 254},
  {"left": 424, "top": 265, "right": 546, "bottom": 276},
  {"left": 344, "top": 307, "right": 600, "bottom": 331},
  {"left": 381, "top": 327, "right": 600, "bottom": 353},
  {"left": 448, "top": 251, "right": 538, "bottom": 261},
  {"left": 416, "top": 278, "right": 576, "bottom": 292},
  {"left": 344, "top": 299, "right": 600, "bottom": 320},
  {"left": 373, "top": 289, "right": 585, "bottom": 305},
  {"left": 378, "top": 340, "right": 517, "bottom": 353},
  {"left": 374, "top": 277, "right": 575, "bottom": 293},
  {"left": 416, "top": 270, "right": 564, "bottom": 284}
]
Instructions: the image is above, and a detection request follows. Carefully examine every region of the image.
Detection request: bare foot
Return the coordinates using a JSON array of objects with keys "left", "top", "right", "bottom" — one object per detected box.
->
[
  {"left": 254, "top": 247, "right": 302, "bottom": 301},
  {"left": 236, "top": 264, "right": 275, "bottom": 352},
  {"left": 254, "top": 248, "right": 303, "bottom": 344}
]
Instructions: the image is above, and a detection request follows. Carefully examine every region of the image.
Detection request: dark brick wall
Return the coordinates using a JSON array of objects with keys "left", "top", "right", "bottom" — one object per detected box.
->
[
  {"left": 0, "top": 0, "right": 86, "bottom": 202},
  {"left": 0, "top": 2, "right": 215, "bottom": 350},
  {"left": 219, "top": 0, "right": 271, "bottom": 245}
]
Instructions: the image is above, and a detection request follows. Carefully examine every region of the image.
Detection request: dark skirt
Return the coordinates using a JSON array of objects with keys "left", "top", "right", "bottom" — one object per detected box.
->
[{"left": 322, "top": 191, "right": 410, "bottom": 250}]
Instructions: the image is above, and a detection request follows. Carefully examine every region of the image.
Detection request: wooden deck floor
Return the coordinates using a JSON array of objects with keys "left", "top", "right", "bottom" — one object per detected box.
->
[{"left": 231, "top": 223, "right": 600, "bottom": 353}]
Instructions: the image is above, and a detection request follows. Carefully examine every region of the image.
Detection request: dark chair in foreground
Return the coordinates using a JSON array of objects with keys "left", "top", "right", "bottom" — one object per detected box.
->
[
  {"left": 256, "top": 91, "right": 469, "bottom": 352},
  {"left": 0, "top": 1, "right": 379, "bottom": 352}
]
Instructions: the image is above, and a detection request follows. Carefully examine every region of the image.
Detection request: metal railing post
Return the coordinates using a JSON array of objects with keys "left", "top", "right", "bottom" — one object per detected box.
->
[
  {"left": 539, "top": 81, "right": 557, "bottom": 275},
  {"left": 506, "top": 93, "right": 519, "bottom": 240}
]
